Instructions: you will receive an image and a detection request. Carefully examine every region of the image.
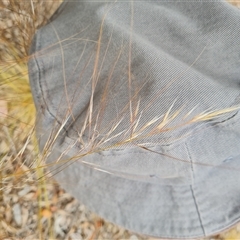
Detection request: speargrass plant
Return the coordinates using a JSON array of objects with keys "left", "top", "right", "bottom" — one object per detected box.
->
[{"left": 0, "top": 0, "right": 240, "bottom": 239}]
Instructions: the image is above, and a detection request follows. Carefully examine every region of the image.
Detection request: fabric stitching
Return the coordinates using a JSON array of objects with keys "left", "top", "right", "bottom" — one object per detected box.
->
[
  {"left": 36, "top": 29, "right": 68, "bottom": 133},
  {"left": 185, "top": 142, "right": 206, "bottom": 236}
]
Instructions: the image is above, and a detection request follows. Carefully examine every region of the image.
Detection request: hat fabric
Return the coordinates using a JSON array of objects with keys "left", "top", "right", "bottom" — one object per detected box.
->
[{"left": 28, "top": 0, "right": 240, "bottom": 238}]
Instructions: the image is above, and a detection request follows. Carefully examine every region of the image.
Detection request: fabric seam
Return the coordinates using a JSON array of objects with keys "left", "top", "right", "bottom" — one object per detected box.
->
[
  {"left": 185, "top": 142, "right": 206, "bottom": 236},
  {"left": 36, "top": 29, "right": 66, "bottom": 132}
]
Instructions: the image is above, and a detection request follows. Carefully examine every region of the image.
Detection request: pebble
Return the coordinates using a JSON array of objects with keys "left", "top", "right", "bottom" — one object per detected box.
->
[
  {"left": 21, "top": 207, "right": 29, "bottom": 226},
  {"left": 2, "top": 0, "right": 9, "bottom": 7},
  {"left": 12, "top": 203, "right": 22, "bottom": 226},
  {"left": 0, "top": 140, "right": 10, "bottom": 154},
  {"left": 5, "top": 205, "right": 12, "bottom": 223},
  {"left": 18, "top": 184, "right": 31, "bottom": 197},
  {"left": 65, "top": 199, "right": 79, "bottom": 213},
  {"left": 68, "top": 232, "right": 83, "bottom": 240},
  {"left": 130, "top": 235, "right": 139, "bottom": 240},
  {"left": 12, "top": 194, "right": 19, "bottom": 203},
  {"left": 6, "top": 19, "right": 13, "bottom": 28}
]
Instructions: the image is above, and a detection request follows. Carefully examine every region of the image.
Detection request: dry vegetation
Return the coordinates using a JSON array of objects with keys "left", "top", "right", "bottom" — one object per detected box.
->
[{"left": 0, "top": 0, "right": 240, "bottom": 239}]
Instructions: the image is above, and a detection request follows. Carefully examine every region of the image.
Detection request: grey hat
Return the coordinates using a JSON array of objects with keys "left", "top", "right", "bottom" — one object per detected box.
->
[{"left": 28, "top": 0, "right": 240, "bottom": 238}]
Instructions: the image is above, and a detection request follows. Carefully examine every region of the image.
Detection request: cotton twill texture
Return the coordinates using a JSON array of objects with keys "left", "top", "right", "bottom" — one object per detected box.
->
[{"left": 28, "top": 1, "right": 240, "bottom": 238}]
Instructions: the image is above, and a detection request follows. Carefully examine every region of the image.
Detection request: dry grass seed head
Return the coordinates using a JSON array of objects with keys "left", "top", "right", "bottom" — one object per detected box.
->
[
  {"left": 0, "top": 0, "right": 239, "bottom": 187},
  {"left": 0, "top": 1, "right": 240, "bottom": 239}
]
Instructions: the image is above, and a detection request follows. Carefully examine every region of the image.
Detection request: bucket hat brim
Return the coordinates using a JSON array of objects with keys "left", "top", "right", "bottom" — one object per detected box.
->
[{"left": 28, "top": 1, "right": 240, "bottom": 238}]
